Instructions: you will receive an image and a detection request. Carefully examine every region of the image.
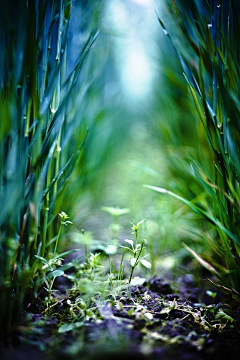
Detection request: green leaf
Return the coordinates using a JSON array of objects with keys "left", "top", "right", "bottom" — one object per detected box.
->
[
  {"left": 42, "top": 28, "right": 100, "bottom": 153},
  {"left": 52, "top": 270, "right": 64, "bottom": 278},
  {"left": 131, "top": 219, "right": 145, "bottom": 233},
  {"left": 58, "top": 323, "right": 75, "bottom": 333},
  {"left": 35, "top": 139, "right": 57, "bottom": 209},
  {"left": 40, "top": 62, "right": 61, "bottom": 116},
  {"left": 183, "top": 73, "right": 205, "bottom": 123},
  {"left": 58, "top": 321, "right": 84, "bottom": 334},
  {"left": 130, "top": 277, "right": 146, "bottom": 286},
  {"left": 96, "top": 244, "right": 118, "bottom": 255},
  {"left": 183, "top": 243, "right": 220, "bottom": 277},
  {"left": 119, "top": 245, "right": 134, "bottom": 252},
  {"left": 101, "top": 206, "right": 130, "bottom": 217},
  {"left": 42, "top": 156, "right": 74, "bottom": 200},
  {"left": 124, "top": 239, "right": 134, "bottom": 248},
  {"left": 34, "top": 255, "right": 48, "bottom": 264},
  {"left": 136, "top": 219, "right": 145, "bottom": 228},
  {"left": 140, "top": 259, "right": 152, "bottom": 269},
  {"left": 144, "top": 185, "right": 240, "bottom": 246},
  {"left": 102, "top": 244, "right": 118, "bottom": 255},
  {"left": 78, "top": 278, "right": 93, "bottom": 294},
  {"left": 54, "top": 249, "right": 79, "bottom": 259},
  {"left": 206, "top": 290, "right": 217, "bottom": 299}
]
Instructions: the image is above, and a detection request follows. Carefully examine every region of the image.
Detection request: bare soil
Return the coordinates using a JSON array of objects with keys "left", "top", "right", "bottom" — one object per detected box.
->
[{"left": 1, "top": 275, "right": 240, "bottom": 360}]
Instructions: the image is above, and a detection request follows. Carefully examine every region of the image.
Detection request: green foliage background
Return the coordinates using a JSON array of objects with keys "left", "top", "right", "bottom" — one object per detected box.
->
[{"left": 1, "top": 0, "right": 240, "bottom": 338}]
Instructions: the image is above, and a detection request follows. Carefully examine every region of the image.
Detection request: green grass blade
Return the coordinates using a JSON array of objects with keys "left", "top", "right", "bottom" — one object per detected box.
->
[{"left": 144, "top": 184, "right": 240, "bottom": 246}]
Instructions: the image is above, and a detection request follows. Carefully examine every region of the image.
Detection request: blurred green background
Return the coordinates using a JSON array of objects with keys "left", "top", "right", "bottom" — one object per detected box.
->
[
  {"left": 2, "top": 0, "right": 240, "bottom": 336},
  {"left": 64, "top": 0, "right": 209, "bottom": 276}
]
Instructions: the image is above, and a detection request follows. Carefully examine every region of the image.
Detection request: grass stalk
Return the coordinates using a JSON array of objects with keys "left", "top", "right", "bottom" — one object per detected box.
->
[{"left": 54, "top": 220, "right": 63, "bottom": 256}]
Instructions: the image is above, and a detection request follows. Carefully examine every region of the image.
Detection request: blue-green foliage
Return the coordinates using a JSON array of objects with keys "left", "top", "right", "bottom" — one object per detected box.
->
[
  {"left": 0, "top": 0, "right": 99, "bottom": 335},
  {"left": 150, "top": 0, "right": 240, "bottom": 298}
]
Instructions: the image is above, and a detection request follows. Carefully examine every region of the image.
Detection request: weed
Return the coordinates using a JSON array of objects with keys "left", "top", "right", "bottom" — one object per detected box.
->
[
  {"left": 54, "top": 212, "right": 73, "bottom": 255},
  {"left": 120, "top": 220, "right": 151, "bottom": 284},
  {"left": 102, "top": 206, "right": 130, "bottom": 241},
  {"left": 34, "top": 211, "right": 73, "bottom": 307},
  {"left": 35, "top": 254, "right": 64, "bottom": 307}
]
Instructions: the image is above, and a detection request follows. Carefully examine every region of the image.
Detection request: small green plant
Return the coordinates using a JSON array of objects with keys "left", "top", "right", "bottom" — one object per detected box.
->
[
  {"left": 102, "top": 206, "right": 130, "bottom": 274},
  {"left": 102, "top": 206, "right": 130, "bottom": 238},
  {"left": 131, "top": 219, "right": 145, "bottom": 247},
  {"left": 85, "top": 252, "right": 103, "bottom": 281},
  {"left": 33, "top": 211, "right": 73, "bottom": 304},
  {"left": 206, "top": 290, "right": 217, "bottom": 300},
  {"left": 35, "top": 254, "right": 64, "bottom": 307},
  {"left": 120, "top": 220, "right": 151, "bottom": 284},
  {"left": 54, "top": 212, "right": 73, "bottom": 255},
  {"left": 67, "top": 251, "right": 104, "bottom": 298},
  {"left": 71, "top": 230, "right": 94, "bottom": 262}
]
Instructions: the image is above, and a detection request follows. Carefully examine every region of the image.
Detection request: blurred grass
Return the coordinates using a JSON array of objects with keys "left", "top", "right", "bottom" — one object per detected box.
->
[
  {"left": 147, "top": 0, "right": 240, "bottom": 299},
  {"left": 69, "top": 1, "right": 210, "bottom": 276},
  {"left": 0, "top": 0, "right": 104, "bottom": 337},
  {"left": 2, "top": 0, "right": 240, "bottom": 340}
]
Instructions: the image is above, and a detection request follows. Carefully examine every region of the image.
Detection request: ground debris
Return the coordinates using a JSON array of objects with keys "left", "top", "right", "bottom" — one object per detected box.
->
[{"left": 2, "top": 276, "right": 240, "bottom": 360}]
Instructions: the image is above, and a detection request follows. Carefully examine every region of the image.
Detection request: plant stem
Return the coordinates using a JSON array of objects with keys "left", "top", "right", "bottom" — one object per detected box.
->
[
  {"left": 42, "top": 204, "right": 49, "bottom": 257},
  {"left": 81, "top": 229, "right": 87, "bottom": 261},
  {"left": 54, "top": 222, "right": 62, "bottom": 255},
  {"left": 129, "top": 267, "right": 134, "bottom": 284},
  {"left": 47, "top": 276, "right": 55, "bottom": 307},
  {"left": 48, "top": 279, "right": 52, "bottom": 305},
  {"left": 25, "top": 100, "right": 32, "bottom": 137},
  {"left": 129, "top": 240, "right": 144, "bottom": 284},
  {"left": 54, "top": 127, "right": 62, "bottom": 197},
  {"left": 42, "top": 167, "right": 51, "bottom": 256},
  {"left": 118, "top": 251, "right": 126, "bottom": 282},
  {"left": 56, "top": 0, "right": 63, "bottom": 62},
  {"left": 135, "top": 231, "right": 138, "bottom": 248}
]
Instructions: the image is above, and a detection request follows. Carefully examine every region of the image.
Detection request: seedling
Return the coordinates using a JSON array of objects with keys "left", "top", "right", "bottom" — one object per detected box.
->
[
  {"left": 120, "top": 220, "right": 151, "bottom": 284},
  {"left": 85, "top": 252, "right": 103, "bottom": 280},
  {"left": 35, "top": 254, "right": 64, "bottom": 307},
  {"left": 131, "top": 219, "right": 145, "bottom": 247},
  {"left": 102, "top": 206, "right": 130, "bottom": 218},
  {"left": 102, "top": 206, "right": 130, "bottom": 238},
  {"left": 102, "top": 206, "right": 130, "bottom": 273},
  {"left": 206, "top": 290, "right": 217, "bottom": 299},
  {"left": 54, "top": 212, "right": 73, "bottom": 255},
  {"left": 67, "top": 252, "right": 104, "bottom": 298}
]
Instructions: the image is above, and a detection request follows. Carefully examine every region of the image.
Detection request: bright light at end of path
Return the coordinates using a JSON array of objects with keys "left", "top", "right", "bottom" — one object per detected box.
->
[
  {"left": 122, "top": 47, "right": 152, "bottom": 99},
  {"left": 132, "top": 0, "right": 154, "bottom": 7}
]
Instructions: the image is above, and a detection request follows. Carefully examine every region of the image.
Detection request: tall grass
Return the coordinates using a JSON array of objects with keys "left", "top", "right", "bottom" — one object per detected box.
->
[
  {"left": 0, "top": 0, "right": 99, "bottom": 338},
  {"left": 148, "top": 0, "right": 240, "bottom": 300}
]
